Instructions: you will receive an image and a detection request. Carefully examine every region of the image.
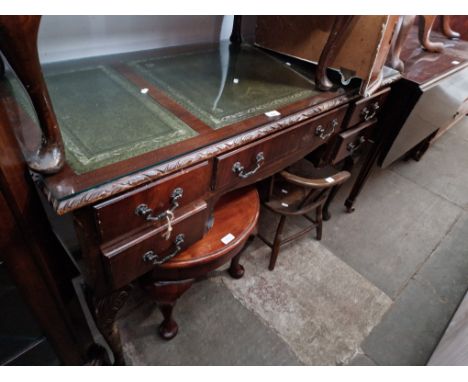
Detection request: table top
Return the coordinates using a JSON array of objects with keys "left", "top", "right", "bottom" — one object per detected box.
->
[
  {"left": 400, "top": 27, "right": 468, "bottom": 87},
  {"left": 1, "top": 42, "right": 359, "bottom": 213}
]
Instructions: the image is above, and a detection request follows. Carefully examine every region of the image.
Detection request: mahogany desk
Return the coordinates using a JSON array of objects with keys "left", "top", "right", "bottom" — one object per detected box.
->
[{"left": 0, "top": 18, "right": 397, "bottom": 364}]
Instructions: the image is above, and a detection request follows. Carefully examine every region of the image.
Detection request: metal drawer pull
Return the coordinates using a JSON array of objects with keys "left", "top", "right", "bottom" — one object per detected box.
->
[
  {"left": 361, "top": 101, "right": 380, "bottom": 121},
  {"left": 232, "top": 152, "right": 265, "bottom": 179},
  {"left": 347, "top": 136, "right": 367, "bottom": 153},
  {"left": 135, "top": 187, "right": 183, "bottom": 222},
  {"left": 315, "top": 122, "right": 336, "bottom": 140},
  {"left": 142, "top": 234, "right": 185, "bottom": 265}
]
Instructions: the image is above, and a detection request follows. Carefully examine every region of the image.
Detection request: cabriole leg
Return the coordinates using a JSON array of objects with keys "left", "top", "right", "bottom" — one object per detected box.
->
[
  {"left": 90, "top": 287, "right": 131, "bottom": 366},
  {"left": 144, "top": 279, "right": 194, "bottom": 340},
  {"left": 0, "top": 15, "right": 65, "bottom": 173}
]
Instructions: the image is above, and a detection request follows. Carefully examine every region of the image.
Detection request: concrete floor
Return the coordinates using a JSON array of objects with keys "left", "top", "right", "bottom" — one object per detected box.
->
[{"left": 118, "top": 119, "right": 468, "bottom": 365}]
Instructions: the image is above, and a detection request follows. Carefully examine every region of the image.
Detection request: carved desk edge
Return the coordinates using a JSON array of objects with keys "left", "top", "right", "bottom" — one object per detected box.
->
[{"left": 34, "top": 92, "right": 358, "bottom": 215}]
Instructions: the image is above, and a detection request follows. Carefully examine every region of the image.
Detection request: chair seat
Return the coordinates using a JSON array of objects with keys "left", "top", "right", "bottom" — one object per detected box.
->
[
  {"left": 265, "top": 159, "right": 335, "bottom": 215},
  {"left": 264, "top": 182, "right": 312, "bottom": 214},
  {"left": 259, "top": 158, "right": 351, "bottom": 271},
  {"left": 286, "top": 158, "right": 338, "bottom": 179}
]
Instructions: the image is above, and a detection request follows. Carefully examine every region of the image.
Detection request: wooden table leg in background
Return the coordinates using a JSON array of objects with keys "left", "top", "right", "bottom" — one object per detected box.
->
[
  {"left": 230, "top": 15, "right": 243, "bottom": 44},
  {"left": 418, "top": 15, "right": 445, "bottom": 53},
  {"left": 316, "top": 16, "right": 355, "bottom": 91},
  {"left": 441, "top": 16, "right": 460, "bottom": 40},
  {"left": 0, "top": 15, "right": 65, "bottom": 174}
]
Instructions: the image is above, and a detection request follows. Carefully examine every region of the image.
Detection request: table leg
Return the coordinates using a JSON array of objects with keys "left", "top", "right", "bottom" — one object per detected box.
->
[
  {"left": 418, "top": 16, "right": 444, "bottom": 53},
  {"left": 144, "top": 279, "right": 194, "bottom": 341},
  {"left": 409, "top": 130, "right": 438, "bottom": 162},
  {"left": 90, "top": 287, "right": 131, "bottom": 366},
  {"left": 388, "top": 15, "right": 416, "bottom": 72},
  {"left": 230, "top": 15, "right": 243, "bottom": 44},
  {"left": 316, "top": 16, "right": 354, "bottom": 91},
  {"left": 0, "top": 54, "right": 4, "bottom": 77},
  {"left": 323, "top": 156, "right": 354, "bottom": 220},
  {"left": 441, "top": 16, "right": 460, "bottom": 40},
  {"left": 344, "top": 142, "right": 378, "bottom": 213},
  {"left": 228, "top": 234, "right": 255, "bottom": 279},
  {"left": 0, "top": 16, "right": 64, "bottom": 174}
]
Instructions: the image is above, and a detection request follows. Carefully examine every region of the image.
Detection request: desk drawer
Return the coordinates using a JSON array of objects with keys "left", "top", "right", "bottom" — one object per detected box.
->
[
  {"left": 347, "top": 87, "right": 390, "bottom": 128},
  {"left": 101, "top": 200, "right": 208, "bottom": 289},
  {"left": 331, "top": 120, "right": 376, "bottom": 164},
  {"left": 93, "top": 161, "right": 211, "bottom": 242},
  {"left": 214, "top": 105, "right": 348, "bottom": 190}
]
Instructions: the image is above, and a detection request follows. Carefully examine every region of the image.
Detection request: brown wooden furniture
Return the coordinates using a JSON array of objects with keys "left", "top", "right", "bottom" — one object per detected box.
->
[
  {"left": 388, "top": 16, "right": 462, "bottom": 73},
  {"left": 344, "top": 27, "right": 468, "bottom": 212},
  {"left": 0, "top": 72, "right": 94, "bottom": 365},
  {"left": 0, "top": 16, "right": 397, "bottom": 364},
  {"left": 254, "top": 16, "right": 399, "bottom": 96},
  {"left": 142, "top": 187, "right": 259, "bottom": 340},
  {"left": 259, "top": 159, "right": 350, "bottom": 271}
]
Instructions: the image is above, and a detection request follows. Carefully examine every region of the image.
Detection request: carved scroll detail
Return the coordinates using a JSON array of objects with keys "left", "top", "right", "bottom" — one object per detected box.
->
[{"left": 90, "top": 287, "right": 131, "bottom": 366}]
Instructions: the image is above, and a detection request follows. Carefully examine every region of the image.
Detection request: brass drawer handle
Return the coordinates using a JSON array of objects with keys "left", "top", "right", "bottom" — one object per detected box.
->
[
  {"left": 142, "top": 233, "right": 185, "bottom": 265},
  {"left": 232, "top": 152, "right": 265, "bottom": 179},
  {"left": 315, "top": 120, "right": 337, "bottom": 140},
  {"left": 361, "top": 102, "right": 380, "bottom": 121},
  {"left": 135, "top": 187, "right": 183, "bottom": 222}
]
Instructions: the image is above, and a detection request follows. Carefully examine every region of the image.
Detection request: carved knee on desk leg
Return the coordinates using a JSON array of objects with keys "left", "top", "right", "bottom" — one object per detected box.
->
[
  {"left": 91, "top": 287, "right": 131, "bottom": 366},
  {"left": 144, "top": 279, "right": 194, "bottom": 341}
]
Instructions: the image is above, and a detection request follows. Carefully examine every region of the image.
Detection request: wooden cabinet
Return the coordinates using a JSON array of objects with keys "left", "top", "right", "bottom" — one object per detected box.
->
[
  {"left": 93, "top": 161, "right": 212, "bottom": 242},
  {"left": 346, "top": 88, "right": 390, "bottom": 128},
  {"left": 214, "top": 105, "right": 348, "bottom": 191},
  {"left": 101, "top": 200, "right": 209, "bottom": 289}
]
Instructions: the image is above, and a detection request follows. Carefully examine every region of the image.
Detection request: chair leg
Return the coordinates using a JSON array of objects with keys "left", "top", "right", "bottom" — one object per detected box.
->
[
  {"left": 269, "top": 215, "right": 286, "bottom": 271},
  {"left": 316, "top": 205, "right": 323, "bottom": 241}
]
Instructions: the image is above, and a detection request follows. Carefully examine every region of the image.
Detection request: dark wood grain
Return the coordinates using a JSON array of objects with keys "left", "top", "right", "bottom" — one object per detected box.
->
[
  {"left": 101, "top": 200, "right": 209, "bottom": 289},
  {"left": 213, "top": 105, "right": 348, "bottom": 192},
  {"left": 141, "top": 187, "right": 259, "bottom": 339},
  {"left": 400, "top": 26, "right": 468, "bottom": 85},
  {"left": 93, "top": 161, "right": 212, "bottom": 242},
  {"left": 316, "top": 16, "right": 355, "bottom": 91},
  {"left": 441, "top": 16, "right": 461, "bottom": 40},
  {"left": 388, "top": 16, "right": 417, "bottom": 72},
  {"left": 0, "top": 15, "right": 65, "bottom": 173},
  {"left": 0, "top": 80, "right": 89, "bottom": 364},
  {"left": 331, "top": 120, "right": 376, "bottom": 165},
  {"left": 34, "top": 90, "right": 356, "bottom": 214},
  {"left": 346, "top": 87, "right": 390, "bottom": 128}
]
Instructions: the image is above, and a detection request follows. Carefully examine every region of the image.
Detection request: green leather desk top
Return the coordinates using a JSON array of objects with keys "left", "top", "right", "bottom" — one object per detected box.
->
[
  {"left": 130, "top": 43, "right": 317, "bottom": 130},
  {"left": 6, "top": 42, "right": 318, "bottom": 175}
]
